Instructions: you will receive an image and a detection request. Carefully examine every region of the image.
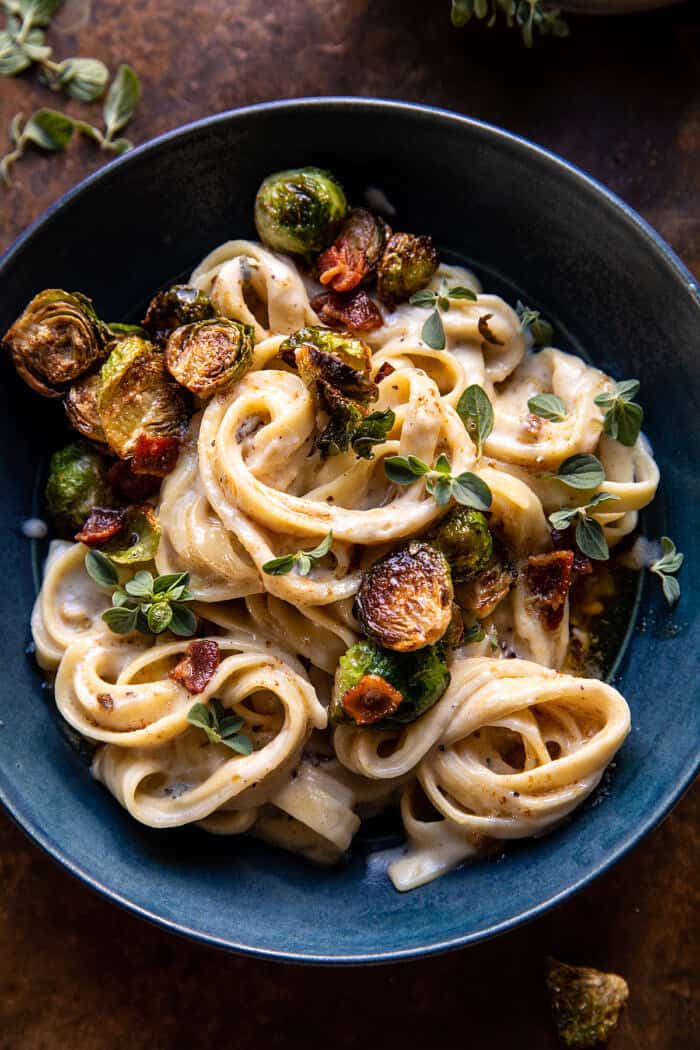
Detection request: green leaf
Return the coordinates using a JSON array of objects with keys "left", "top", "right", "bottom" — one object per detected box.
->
[
  {"left": 594, "top": 391, "right": 616, "bottom": 410},
  {"left": 57, "top": 57, "right": 109, "bottom": 103},
  {"left": 516, "top": 300, "right": 552, "bottom": 345},
  {"left": 575, "top": 515, "right": 609, "bottom": 561},
  {"left": 550, "top": 454, "right": 605, "bottom": 490},
  {"left": 407, "top": 455, "right": 430, "bottom": 476},
  {"left": 451, "top": 0, "right": 475, "bottom": 27},
  {"left": 219, "top": 716, "right": 245, "bottom": 738},
  {"left": 111, "top": 591, "right": 130, "bottom": 607},
  {"left": 464, "top": 623, "right": 485, "bottom": 643},
  {"left": 15, "top": 0, "right": 59, "bottom": 28},
  {"left": 548, "top": 506, "right": 580, "bottom": 530},
  {"left": 0, "top": 30, "right": 32, "bottom": 75},
  {"left": 384, "top": 456, "right": 425, "bottom": 485},
  {"left": 605, "top": 399, "right": 643, "bottom": 447},
  {"left": 169, "top": 603, "right": 197, "bottom": 637},
  {"left": 451, "top": 471, "right": 493, "bottom": 511},
  {"left": 84, "top": 549, "right": 119, "bottom": 588},
  {"left": 428, "top": 476, "right": 453, "bottom": 506},
  {"left": 187, "top": 702, "right": 213, "bottom": 730},
  {"left": 295, "top": 554, "right": 312, "bottom": 576},
  {"left": 351, "top": 409, "right": 395, "bottom": 459},
  {"left": 209, "top": 698, "right": 226, "bottom": 727},
  {"left": 448, "top": 286, "right": 477, "bottom": 301},
  {"left": 305, "top": 531, "right": 333, "bottom": 560},
  {"left": 124, "top": 570, "right": 154, "bottom": 598},
  {"left": 434, "top": 453, "right": 451, "bottom": 475},
  {"left": 147, "top": 602, "right": 172, "bottom": 634},
  {"left": 660, "top": 574, "right": 680, "bottom": 605},
  {"left": 153, "top": 571, "right": 188, "bottom": 594},
  {"left": 654, "top": 536, "right": 684, "bottom": 574},
  {"left": 106, "top": 137, "right": 133, "bottom": 155},
  {"left": 102, "top": 605, "right": 138, "bottom": 634},
  {"left": 586, "top": 492, "right": 621, "bottom": 510},
  {"left": 22, "top": 108, "right": 74, "bottom": 151},
  {"left": 456, "top": 384, "right": 494, "bottom": 456},
  {"left": 262, "top": 553, "right": 296, "bottom": 576},
  {"left": 527, "top": 393, "right": 566, "bottom": 422},
  {"left": 615, "top": 379, "right": 640, "bottom": 402},
  {"left": 222, "top": 734, "right": 253, "bottom": 755},
  {"left": 421, "top": 309, "right": 445, "bottom": 350},
  {"left": 103, "top": 64, "right": 140, "bottom": 139},
  {"left": 408, "top": 289, "right": 436, "bottom": 308}
]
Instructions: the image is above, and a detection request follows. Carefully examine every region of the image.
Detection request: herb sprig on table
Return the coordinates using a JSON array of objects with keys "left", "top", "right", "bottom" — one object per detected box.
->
[{"left": 450, "top": 1, "right": 569, "bottom": 48}]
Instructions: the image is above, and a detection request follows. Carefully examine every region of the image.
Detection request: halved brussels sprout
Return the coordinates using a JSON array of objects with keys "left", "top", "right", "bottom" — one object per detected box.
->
[
  {"left": 376, "top": 233, "right": 439, "bottom": 305},
  {"left": 165, "top": 318, "right": 254, "bottom": 396},
  {"left": 429, "top": 507, "right": 493, "bottom": 583},
  {"left": 355, "top": 542, "right": 454, "bottom": 652},
  {"left": 102, "top": 504, "right": 161, "bottom": 563},
  {"left": 545, "top": 958, "right": 629, "bottom": 1050},
  {"left": 456, "top": 538, "right": 517, "bottom": 618},
  {"left": 64, "top": 372, "right": 107, "bottom": 444},
  {"left": 279, "top": 325, "right": 372, "bottom": 378},
  {"left": 254, "top": 167, "right": 347, "bottom": 255},
  {"left": 315, "top": 382, "right": 365, "bottom": 458},
  {"left": 45, "top": 442, "right": 111, "bottom": 533},
  {"left": 142, "top": 285, "right": 215, "bottom": 348},
  {"left": 2, "top": 289, "right": 109, "bottom": 398},
  {"left": 317, "top": 208, "right": 390, "bottom": 292},
  {"left": 107, "top": 323, "right": 149, "bottom": 341},
  {"left": 329, "top": 639, "right": 450, "bottom": 728},
  {"left": 97, "top": 336, "right": 189, "bottom": 458}
]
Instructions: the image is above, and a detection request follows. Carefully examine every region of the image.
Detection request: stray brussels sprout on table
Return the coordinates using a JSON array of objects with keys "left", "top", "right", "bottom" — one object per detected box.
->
[
  {"left": 544, "top": 957, "right": 629, "bottom": 1049},
  {"left": 254, "top": 167, "right": 348, "bottom": 256},
  {"left": 142, "top": 285, "right": 215, "bottom": 348},
  {"left": 429, "top": 506, "right": 493, "bottom": 583},
  {"left": 376, "top": 232, "right": 439, "bottom": 305},
  {"left": 97, "top": 335, "right": 189, "bottom": 459},
  {"left": 2, "top": 289, "right": 109, "bottom": 398},
  {"left": 64, "top": 371, "right": 107, "bottom": 445},
  {"left": 165, "top": 318, "right": 254, "bottom": 397},
  {"left": 45, "top": 442, "right": 112, "bottom": 535},
  {"left": 330, "top": 638, "right": 450, "bottom": 728},
  {"left": 317, "top": 208, "right": 391, "bottom": 293},
  {"left": 355, "top": 542, "right": 454, "bottom": 652}
]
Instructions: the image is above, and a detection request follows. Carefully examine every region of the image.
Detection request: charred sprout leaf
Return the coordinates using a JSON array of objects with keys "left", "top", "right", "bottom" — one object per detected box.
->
[
  {"left": 45, "top": 442, "right": 111, "bottom": 533},
  {"left": 317, "top": 207, "right": 390, "bottom": 292},
  {"left": 187, "top": 699, "right": 252, "bottom": 753},
  {"left": 594, "top": 380, "right": 643, "bottom": 447},
  {"left": 2, "top": 288, "right": 108, "bottom": 397},
  {"left": 101, "top": 504, "right": 160, "bottom": 564},
  {"left": 254, "top": 167, "right": 347, "bottom": 255},
  {"left": 64, "top": 371, "right": 106, "bottom": 444},
  {"left": 355, "top": 542, "right": 454, "bottom": 652},
  {"left": 528, "top": 393, "right": 566, "bottom": 422},
  {"left": 377, "top": 232, "right": 439, "bottom": 305},
  {"left": 544, "top": 957, "right": 628, "bottom": 1049},
  {"left": 351, "top": 408, "right": 395, "bottom": 459},
  {"left": 516, "top": 300, "right": 553, "bottom": 344},
  {"left": 84, "top": 548, "right": 118, "bottom": 588},
  {"left": 649, "top": 535, "right": 683, "bottom": 604},
  {"left": 103, "top": 64, "right": 140, "bottom": 142},
  {"left": 280, "top": 325, "right": 373, "bottom": 379},
  {"left": 429, "top": 507, "right": 493, "bottom": 583},
  {"left": 457, "top": 384, "right": 494, "bottom": 456},
  {"left": 165, "top": 318, "right": 254, "bottom": 397},
  {"left": 330, "top": 639, "right": 450, "bottom": 728},
  {"left": 262, "top": 531, "right": 333, "bottom": 576},
  {"left": 548, "top": 454, "right": 605, "bottom": 491},
  {"left": 142, "top": 285, "right": 215, "bottom": 348},
  {"left": 97, "top": 336, "right": 189, "bottom": 458}
]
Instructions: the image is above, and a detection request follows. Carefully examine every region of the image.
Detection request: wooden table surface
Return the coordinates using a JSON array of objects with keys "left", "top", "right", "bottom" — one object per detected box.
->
[{"left": 1, "top": 3, "right": 698, "bottom": 1047}]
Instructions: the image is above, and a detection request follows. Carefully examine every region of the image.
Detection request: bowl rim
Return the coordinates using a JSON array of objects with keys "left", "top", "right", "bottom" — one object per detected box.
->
[{"left": 1, "top": 96, "right": 698, "bottom": 965}]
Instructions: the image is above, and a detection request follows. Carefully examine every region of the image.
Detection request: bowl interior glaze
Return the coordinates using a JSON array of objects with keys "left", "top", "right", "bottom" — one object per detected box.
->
[{"left": 0, "top": 99, "right": 698, "bottom": 963}]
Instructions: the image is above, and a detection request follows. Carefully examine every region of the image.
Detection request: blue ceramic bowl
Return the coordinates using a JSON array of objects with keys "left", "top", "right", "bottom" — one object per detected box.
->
[{"left": 0, "top": 99, "right": 698, "bottom": 963}]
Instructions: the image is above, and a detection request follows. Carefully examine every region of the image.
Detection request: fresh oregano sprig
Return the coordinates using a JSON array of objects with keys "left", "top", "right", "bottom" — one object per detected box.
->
[
  {"left": 548, "top": 492, "right": 620, "bottom": 561},
  {"left": 409, "top": 279, "right": 477, "bottom": 350},
  {"left": 450, "top": 1, "right": 569, "bottom": 49},
  {"left": 84, "top": 551, "right": 197, "bottom": 636},
  {"left": 384, "top": 453, "right": 492, "bottom": 510},
  {"left": 516, "top": 300, "right": 553, "bottom": 346},
  {"left": 263, "top": 531, "right": 333, "bottom": 576},
  {"left": 457, "top": 384, "right": 494, "bottom": 457},
  {"left": 528, "top": 393, "right": 566, "bottom": 422},
  {"left": 187, "top": 698, "right": 253, "bottom": 755},
  {"left": 547, "top": 453, "right": 606, "bottom": 490},
  {"left": 594, "top": 380, "right": 643, "bottom": 447},
  {"left": 649, "top": 536, "right": 683, "bottom": 605}
]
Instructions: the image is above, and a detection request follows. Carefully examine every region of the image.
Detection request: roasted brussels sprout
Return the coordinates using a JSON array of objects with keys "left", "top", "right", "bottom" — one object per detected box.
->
[
  {"left": 329, "top": 639, "right": 450, "bottom": 728},
  {"left": 280, "top": 325, "right": 372, "bottom": 379},
  {"left": 102, "top": 503, "right": 161, "bottom": 563},
  {"left": 45, "top": 442, "right": 111, "bottom": 534},
  {"left": 254, "top": 167, "right": 347, "bottom": 256},
  {"left": 355, "top": 542, "right": 454, "bottom": 652},
  {"left": 317, "top": 208, "right": 390, "bottom": 292},
  {"left": 545, "top": 958, "right": 629, "bottom": 1049},
  {"left": 165, "top": 318, "right": 254, "bottom": 396},
  {"left": 97, "top": 336, "right": 189, "bottom": 459},
  {"left": 142, "top": 285, "right": 215, "bottom": 348},
  {"left": 107, "top": 323, "right": 149, "bottom": 341},
  {"left": 316, "top": 382, "right": 365, "bottom": 458},
  {"left": 376, "top": 232, "right": 439, "bottom": 305},
  {"left": 2, "top": 289, "right": 109, "bottom": 398},
  {"left": 456, "top": 538, "right": 517, "bottom": 618},
  {"left": 429, "top": 507, "right": 493, "bottom": 583},
  {"left": 64, "top": 372, "right": 107, "bottom": 445}
]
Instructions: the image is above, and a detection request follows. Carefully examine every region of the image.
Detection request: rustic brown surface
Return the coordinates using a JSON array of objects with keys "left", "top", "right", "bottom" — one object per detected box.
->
[{"left": 0, "top": 2, "right": 698, "bottom": 1048}]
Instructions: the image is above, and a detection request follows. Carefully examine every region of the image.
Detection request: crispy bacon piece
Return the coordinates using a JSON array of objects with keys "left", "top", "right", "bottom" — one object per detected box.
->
[
  {"left": 130, "top": 433, "right": 181, "bottom": 477},
  {"left": 526, "top": 550, "right": 575, "bottom": 630},
  {"left": 374, "top": 361, "right": 395, "bottom": 384},
  {"left": 317, "top": 208, "right": 388, "bottom": 293},
  {"left": 74, "top": 506, "right": 126, "bottom": 546},
  {"left": 478, "top": 313, "right": 505, "bottom": 347},
  {"left": 551, "top": 525, "right": 593, "bottom": 575},
  {"left": 169, "top": 639, "right": 221, "bottom": 695},
  {"left": 342, "top": 674, "right": 403, "bottom": 726},
  {"left": 107, "top": 459, "right": 161, "bottom": 502},
  {"left": 317, "top": 243, "right": 366, "bottom": 293},
  {"left": 311, "top": 289, "right": 383, "bottom": 332}
]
